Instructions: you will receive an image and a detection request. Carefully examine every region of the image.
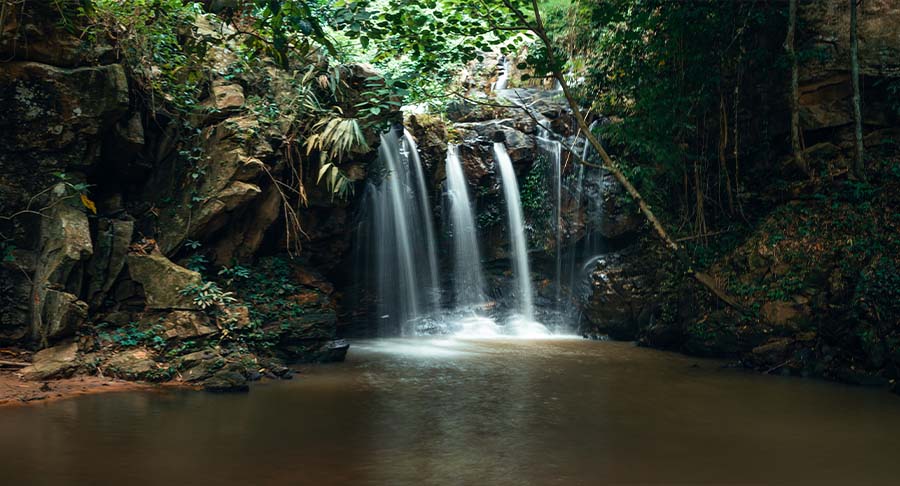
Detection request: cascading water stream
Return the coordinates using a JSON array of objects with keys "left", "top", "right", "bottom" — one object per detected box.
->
[
  {"left": 380, "top": 133, "right": 420, "bottom": 332},
  {"left": 402, "top": 129, "right": 441, "bottom": 311},
  {"left": 536, "top": 127, "right": 563, "bottom": 307},
  {"left": 362, "top": 131, "right": 443, "bottom": 335},
  {"left": 445, "top": 144, "right": 486, "bottom": 308},
  {"left": 493, "top": 143, "right": 535, "bottom": 321},
  {"left": 492, "top": 57, "right": 512, "bottom": 92}
]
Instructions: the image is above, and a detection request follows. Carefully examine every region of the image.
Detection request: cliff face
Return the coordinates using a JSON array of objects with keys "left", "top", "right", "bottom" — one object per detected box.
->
[
  {"left": 0, "top": 4, "right": 388, "bottom": 389},
  {"left": 799, "top": 0, "right": 900, "bottom": 131}
]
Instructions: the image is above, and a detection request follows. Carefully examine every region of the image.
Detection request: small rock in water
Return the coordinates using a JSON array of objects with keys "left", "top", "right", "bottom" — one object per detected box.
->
[{"left": 203, "top": 370, "right": 249, "bottom": 393}]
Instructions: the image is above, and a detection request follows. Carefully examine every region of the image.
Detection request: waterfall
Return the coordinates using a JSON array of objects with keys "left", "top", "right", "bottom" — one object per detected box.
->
[
  {"left": 492, "top": 57, "right": 511, "bottom": 92},
  {"left": 493, "top": 143, "right": 535, "bottom": 320},
  {"left": 365, "top": 131, "right": 440, "bottom": 335},
  {"left": 402, "top": 129, "right": 441, "bottom": 310},
  {"left": 445, "top": 145, "right": 486, "bottom": 308},
  {"left": 536, "top": 127, "right": 563, "bottom": 307}
]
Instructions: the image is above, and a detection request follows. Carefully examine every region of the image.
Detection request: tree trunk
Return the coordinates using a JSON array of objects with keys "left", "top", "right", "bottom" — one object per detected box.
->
[
  {"left": 850, "top": 0, "right": 866, "bottom": 181},
  {"left": 786, "top": 0, "right": 806, "bottom": 176}
]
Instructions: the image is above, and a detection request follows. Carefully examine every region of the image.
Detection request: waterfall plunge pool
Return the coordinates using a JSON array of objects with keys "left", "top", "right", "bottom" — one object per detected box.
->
[{"left": 2, "top": 338, "right": 900, "bottom": 485}]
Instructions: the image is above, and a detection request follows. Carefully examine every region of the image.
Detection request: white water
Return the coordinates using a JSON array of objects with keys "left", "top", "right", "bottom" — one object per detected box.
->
[
  {"left": 361, "top": 132, "right": 559, "bottom": 338},
  {"left": 493, "top": 143, "right": 535, "bottom": 321},
  {"left": 445, "top": 144, "right": 486, "bottom": 308},
  {"left": 364, "top": 131, "right": 443, "bottom": 335},
  {"left": 492, "top": 58, "right": 511, "bottom": 91},
  {"left": 402, "top": 129, "right": 441, "bottom": 311},
  {"left": 380, "top": 134, "right": 420, "bottom": 332},
  {"left": 537, "top": 127, "right": 564, "bottom": 307}
]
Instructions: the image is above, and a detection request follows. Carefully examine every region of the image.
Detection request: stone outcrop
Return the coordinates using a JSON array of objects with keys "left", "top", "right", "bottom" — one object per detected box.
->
[
  {"left": 125, "top": 253, "right": 202, "bottom": 310},
  {"left": 799, "top": 0, "right": 900, "bottom": 130},
  {"left": 29, "top": 193, "right": 94, "bottom": 342}
]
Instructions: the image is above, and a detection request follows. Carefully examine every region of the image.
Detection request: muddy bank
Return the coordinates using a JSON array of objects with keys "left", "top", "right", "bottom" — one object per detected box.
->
[{"left": 0, "top": 370, "right": 156, "bottom": 408}]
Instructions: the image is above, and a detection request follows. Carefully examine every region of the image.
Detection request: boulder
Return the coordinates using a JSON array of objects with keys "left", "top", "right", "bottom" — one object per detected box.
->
[
  {"left": 105, "top": 348, "right": 159, "bottom": 380},
  {"left": 20, "top": 342, "right": 79, "bottom": 380},
  {"left": 211, "top": 84, "right": 245, "bottom": 111},
  {"left": 750, "top": 338, "right": 795, "bottom": 368},
  {"left": 220, "top": 305, "right": 251, "bottom": 329},
  {"left": 126, "top": 253, "right": 202, "bottom": 310},
  {"left": 162, "top": 311, "right": 217, "bottom": 340},
  {"left": 761, "top": 301, "right": 811, "bottom": 329},
  {"left": 203, "top": 365, "right": 249, "bottom": 393},
  {"left": 265, "top": 309, "right": 339, "bottom": 363}
]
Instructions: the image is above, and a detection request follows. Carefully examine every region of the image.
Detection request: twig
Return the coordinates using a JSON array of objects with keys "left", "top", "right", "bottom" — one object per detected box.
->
[
  {"left": 676, "top": 229, "right": 733, "bottom": 243},
  {"left": 764, "top": 359, "right": 793, "bottom": 375}
]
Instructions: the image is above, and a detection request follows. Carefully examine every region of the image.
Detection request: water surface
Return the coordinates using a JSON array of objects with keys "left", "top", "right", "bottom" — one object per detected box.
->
[{"left": 2, "top": 339, "right": 899, "bottom": 485}]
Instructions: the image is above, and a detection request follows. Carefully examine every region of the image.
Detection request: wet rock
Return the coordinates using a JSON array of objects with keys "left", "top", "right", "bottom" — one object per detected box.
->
[
  {"left": 21, "top": 342, "right": 79, "bottom": 380},
  {"left": 265, "top": 309, "right": 339, "bottom": 363},
  {"left": 293, "top": 266, "right": 335, "bottom": 295},
  {"left": 180, "top": 349, "right": 220, "bottom": 368},
  {"left": 318, "top": 339, "right": 350, "bottom": 363},
  {"left": 581, "top": 248, "right": 657, "bottom": 340},
  {"left": 203, "top": 364, "right": 249, "bottom": 393},
  {"left": 180, "top": 350, "right": 225, "bottom": 383},
  {"left": 682, "top": 314, "right": 743, "bottom": 358},
  {"left": 221, "top": 305, "right": 251, "bottom": 329},
  {"left": 126, "top": 253, "right": 202, "bottom": 310}
]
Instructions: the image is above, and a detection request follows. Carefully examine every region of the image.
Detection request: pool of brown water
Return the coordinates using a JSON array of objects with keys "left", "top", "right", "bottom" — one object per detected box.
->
[{"left": 2, "top": 338, "right": 899, "bottom": 485}]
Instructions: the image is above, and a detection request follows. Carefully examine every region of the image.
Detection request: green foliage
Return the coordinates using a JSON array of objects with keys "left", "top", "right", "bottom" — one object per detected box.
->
[
  {"left": 521, "top": 157, "right": 551, "bottom": 243},
  {"left": 547, "top": 0, "right": 784, "bottom": 228},
  {"left": 0, "top": 242, "right": 15, "bottom": 263},
  {"left": 224, "top": 256, "right": 325, "bottom": 348},
  {"left": 236, "top": 0, "right": 339, "bottom": 66},
  {"left": 90, "top": 0, "right": 207, "bottom": 115},
  {"left": 327, "top": 0, "right": 541, "bottom": 103},
  {"left": 180, "top": 281, "right": 238, "bottom": 309},
  {"left": 856, "top": 257, "right": 900, "bottom": 324},
  {"left": 98, "top": 322, "right": 167, "bottom": 350}
]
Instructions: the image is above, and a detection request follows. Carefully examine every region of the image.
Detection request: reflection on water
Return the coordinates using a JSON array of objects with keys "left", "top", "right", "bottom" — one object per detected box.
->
[{"left": 2, "top": 339, "right": 900, "bottom": 485}]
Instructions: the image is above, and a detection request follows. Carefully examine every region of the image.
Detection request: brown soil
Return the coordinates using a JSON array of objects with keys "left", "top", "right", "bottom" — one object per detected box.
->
[{"left": 0, "top": 370, "right": 155, "bottom": 408}]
